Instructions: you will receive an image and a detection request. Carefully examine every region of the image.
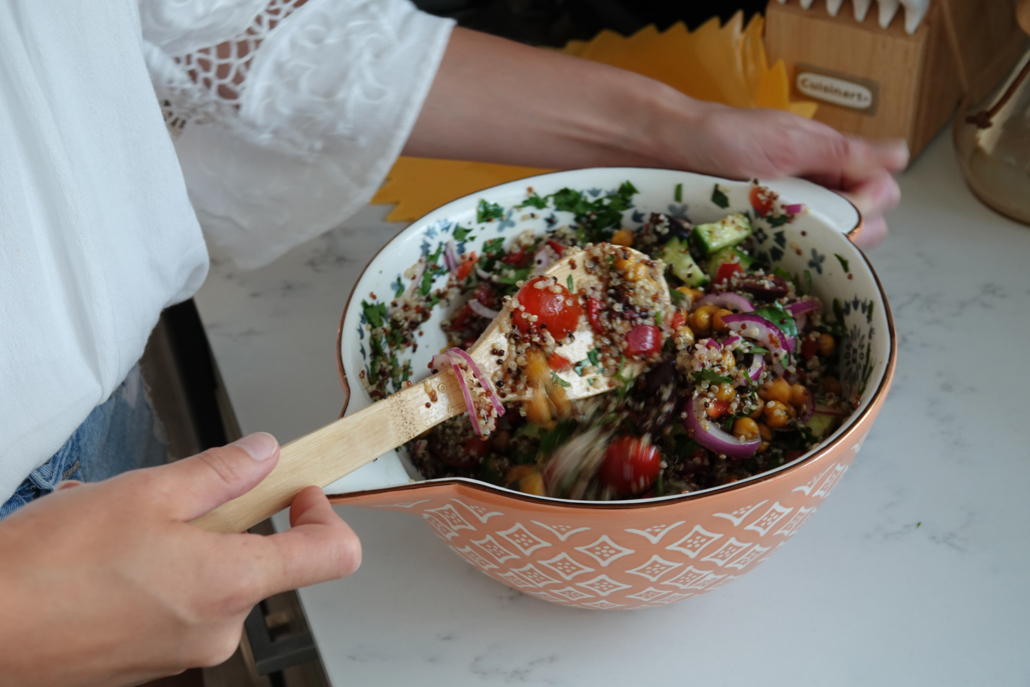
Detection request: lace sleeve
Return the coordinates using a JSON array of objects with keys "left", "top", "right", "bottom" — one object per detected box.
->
[{"left": 141, "top": 0, "right": 455, "bottom": 268}]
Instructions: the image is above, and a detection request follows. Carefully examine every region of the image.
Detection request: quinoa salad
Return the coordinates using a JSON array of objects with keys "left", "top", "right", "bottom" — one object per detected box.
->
[{"left": 359, "top": 183, "right": 857, "bottom": 501}]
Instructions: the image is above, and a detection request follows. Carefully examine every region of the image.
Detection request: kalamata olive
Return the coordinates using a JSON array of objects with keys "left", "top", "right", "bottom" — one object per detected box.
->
[{"left": 738, "top": 274, "right": 789, "bottom": 301}]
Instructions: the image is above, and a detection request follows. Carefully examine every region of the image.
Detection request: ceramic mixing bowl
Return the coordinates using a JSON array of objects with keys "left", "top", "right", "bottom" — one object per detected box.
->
[{"left": 327, "top": 168, "right": 895, "bottom": 610}]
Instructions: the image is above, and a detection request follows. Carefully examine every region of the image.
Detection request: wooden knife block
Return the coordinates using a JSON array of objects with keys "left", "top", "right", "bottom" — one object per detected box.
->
[{"left": 765, "top": 0, "right": 1026, "bottom": 155}]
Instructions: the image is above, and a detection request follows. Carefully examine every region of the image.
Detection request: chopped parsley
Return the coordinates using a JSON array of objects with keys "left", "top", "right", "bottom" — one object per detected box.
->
[
  {"left": 513, "top": 183, "right": 638, "bottom": 244},
  {"left": 477, "top": 199, "right": 504, "bottom": 223},
  {"left": 587, "top": 349, "right": 600, "bottom": 367},
  {"left": 453, "top": 225, "right": 473, "bottom": 242},
  {"left": 551, "top": 371, "right": 571, "bottom": 388},
  {"left": 482, "top": 237, "right": 505, "bottom": 254},
  {"left": 773, "top": 266, "right": 793, "bottom": 282},
  {"left": 835, "top": 253, "right": 850, "bottom": 272},
  {"left": 567, "top": 274, "right": 574, "bottom": 293},
  {"left": 692, "top": 369, "right": 732, "bottom": 385},
  {"left": 517, "top": 192, "right": 548, "bottom": 210},
  {"left": 674, "top": 183, "right": 683, "bottom": 202},
  {"left": 361, "top": 300, "right": 387, "bottom": 329},
  {"left": 669, "top": 288, "right": 686, "bottom": 306}
]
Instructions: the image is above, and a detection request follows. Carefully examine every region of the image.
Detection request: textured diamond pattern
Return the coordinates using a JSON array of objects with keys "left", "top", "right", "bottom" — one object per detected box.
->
[{"left": 360, "top": 458, "right": 852, "bottom": 609}]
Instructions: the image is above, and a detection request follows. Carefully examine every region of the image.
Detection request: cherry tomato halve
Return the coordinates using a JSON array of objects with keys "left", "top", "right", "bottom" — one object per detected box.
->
[
  {"left": 749, "top": 185, "right": 776, "bottom": 217},
  {"left": 625, "top": 324, "right": 662, "bottom": 358},
  {"left": 599, "top": 436, "right": 661, "bottom": 496},
  {"left": 455, "top": 252, "right": 477, "bottom": 281},
  {"left": 547, "top": 352, "right": 571, "bottom": 371},
  {"left": 513, "top": 276, "right": 583, "bottom": 340},
  {"left": 670, "top": 311, "right": 686, "bottom": 330},
  {"left": 715, "top": 262, "right": 743, "bottom": 284}
]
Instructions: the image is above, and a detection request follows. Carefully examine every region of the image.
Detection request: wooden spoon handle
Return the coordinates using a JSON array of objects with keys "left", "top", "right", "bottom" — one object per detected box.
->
[{"left": 191, "top": 371, "right": 465, "bottom": 533}]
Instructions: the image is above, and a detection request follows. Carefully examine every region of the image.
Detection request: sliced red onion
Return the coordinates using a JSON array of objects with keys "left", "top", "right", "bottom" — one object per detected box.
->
[
  {"left": 430, "top": 352, "right": 454, "bottom": 373},
  {"left": 683, "top": 397, "right": 759, "bottom": 459},
  {"left": 533, "top": 246, "right": 552, "bottom": 272},
  {"left": 748, "top": 353, "right": 765, "bottom": 381},
  {"left": 449, "top": 359, "right": 483, "bottom": 435},
  {"left": 448, "top": 347, "right": 505, "bottom": 417},
  {"left": 697, "top": 292, "right": 753, "bottom": 312},
  {"left": 443, "top": 241, "right": 460, "bottom": 275},
  {"left": 405, "top": 263, "right": 426, "bottom": 299},
  {"left": 721, "top": 313, "right": 791, "bottom": 360},
  {"left": 784, "top": 203, "right": 804, "bottom": 215},
  {"left": 787, "top": 299, "right": 822, "bottom": 316},
  {"left": 467, "top": 299, "right": 499, "bottom": 319},
  {"left": 788, "top": 299, "right": 821, "bottom": 334},
  {"left": 723, "top": 335, "right": 741, "bottom": 348}
]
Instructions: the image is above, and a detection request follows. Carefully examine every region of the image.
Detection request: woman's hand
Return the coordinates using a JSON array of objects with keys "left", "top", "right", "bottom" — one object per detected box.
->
[
  {"left": 0, "top": 433, "right": 361, "bottom": 687},
  {"left": 407, "top": 28, "right": 906, "bottom": 248},
  {"left": 659, "top": 103, "right": 908, "bottom": 247}
]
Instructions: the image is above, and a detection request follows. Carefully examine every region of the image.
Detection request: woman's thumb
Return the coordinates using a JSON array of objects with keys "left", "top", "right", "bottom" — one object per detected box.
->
[{"left": 155, "top": 433, "right": 280, "bottom": 522}]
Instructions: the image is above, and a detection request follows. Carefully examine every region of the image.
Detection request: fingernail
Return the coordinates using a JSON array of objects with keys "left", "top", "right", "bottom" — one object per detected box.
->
[
  {"left": 233, "top": 432, "right": 278, "bottom": 461},
  {"left": 54, "top": 480, "right": 83, "bottom": 491}
]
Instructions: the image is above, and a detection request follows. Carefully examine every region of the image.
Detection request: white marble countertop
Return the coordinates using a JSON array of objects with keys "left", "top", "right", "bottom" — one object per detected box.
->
[{"left": 194, "top": 131, "right": 1030, "bottom": 686}]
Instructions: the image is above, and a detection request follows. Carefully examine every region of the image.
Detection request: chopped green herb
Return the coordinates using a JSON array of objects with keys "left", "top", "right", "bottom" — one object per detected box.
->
[
  {"left": 482, "top": 237, "right": 505, "bottom": 254},
  {"left": 551, "top": 371, "right": 571, "bottom": 388},
  {"left": 753, "top": 303, "right": 798, "bottom": 340},
  {"left": 476, "top": 199, "right": 504, "bottom": 223},
  {"left": 418, "top": 268, "right": 435, "bottom": 296},
  {"left": 722, "top": 416, "right": 735, "bottom": 432},
  {"left": 835, "top": 253, "right": 850, "bottom": 272},
  {"left": 773, "top": 266, "right": 793, "bottom": 282},
  {"left": 587, "top": 349, "right": 600, "bottom": 367},
  {"left": 573, "top": 360, "right": 588, "bottom": 377},
  {"left": 692, "top": 369, "right": 733, "bottom": 385},
  {"left": 674, "top": 183, "right": 683, "bottom": 203},
  {"left": 670, "top": 288, "right": 686, "bottom": 306},
  {"left": 803, "top": 269, "right": 813, "bottom": 296},
  {"left": 655, "top": 311, "right": 663, "bottom": 327},
  {"left": 765, "top": 214, "right": 789, "bottom": 228},
  {"left": 916, "top": 521, "right": 922, "bottom": 528},
  {"left": 567, "top": 274, "right": 574, "bottom": 293},
  {"left": 392, "top": 276, "right": 404, "bottom": 298},
  {"left": 361, "top": 300, "right": 388, "bottom": 329},
  {"left": 453, "top": 225, "right": 473, "bottom": 242},
  {"left": 750, "top": 346, "right": 770, "bottom": 355},
  {"left": 517, "top": 192, "right": 549, "bottom": 210},
  {"left": 655, "top": 470, "right": 665, "bottom": 497},
  {"left": 711, "top": 184, "right": 729, "bottom": 209}
]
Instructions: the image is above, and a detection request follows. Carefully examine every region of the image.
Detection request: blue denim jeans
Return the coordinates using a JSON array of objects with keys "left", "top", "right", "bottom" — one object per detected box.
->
[{"left": 0, "top": 365, "right": 168, "bottom": 519}]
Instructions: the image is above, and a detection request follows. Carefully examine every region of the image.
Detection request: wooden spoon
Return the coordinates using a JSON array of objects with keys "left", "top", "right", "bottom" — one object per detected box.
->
[{"left": 192, "top": 246, "right": 670, "bottom": 533}]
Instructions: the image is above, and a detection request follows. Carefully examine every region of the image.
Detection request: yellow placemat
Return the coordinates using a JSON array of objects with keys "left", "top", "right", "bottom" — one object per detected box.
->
[{"left": 373, "top": 13, "right": 817, "bottom": 222}]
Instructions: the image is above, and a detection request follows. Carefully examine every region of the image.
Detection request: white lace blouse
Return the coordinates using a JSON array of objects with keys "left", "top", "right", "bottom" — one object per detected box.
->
[{"left": 0, "top": 0, "right": 453, "bottom": 504}]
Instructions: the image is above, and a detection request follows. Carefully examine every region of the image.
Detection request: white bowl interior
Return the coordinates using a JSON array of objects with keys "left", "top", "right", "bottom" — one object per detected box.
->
[{"left": 327, "top": 168, "right": 890, "bottom": 499}]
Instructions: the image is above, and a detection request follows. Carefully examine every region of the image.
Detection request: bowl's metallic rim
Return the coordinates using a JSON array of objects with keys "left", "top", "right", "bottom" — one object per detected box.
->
[{"left": 330, "top": 168, "right": 895, "bottom": 510}]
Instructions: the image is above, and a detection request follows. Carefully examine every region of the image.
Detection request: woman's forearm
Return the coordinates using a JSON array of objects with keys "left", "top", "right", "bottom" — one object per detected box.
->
[{"left": 404, "top": 27, "right": 697, "bottom": 170}]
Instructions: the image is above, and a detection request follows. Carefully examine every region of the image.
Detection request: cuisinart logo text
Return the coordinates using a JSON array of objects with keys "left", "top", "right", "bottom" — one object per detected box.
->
[{"left": 795, "top": 65, "right": 879, "bottom": 115}]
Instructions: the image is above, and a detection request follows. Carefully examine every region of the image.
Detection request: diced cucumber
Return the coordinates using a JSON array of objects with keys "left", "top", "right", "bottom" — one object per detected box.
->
[
  {"left": 662, "top": 237, "right": 708, "bottom": 286},
  {"left": 693, "top": 213, "right": 752, "bottom": 255},
  {"left": 705, "top": 247, "right": 754, "bottom": 277},
  {"left": 802, "top": 412, "right": 839, "bottom": 440}
]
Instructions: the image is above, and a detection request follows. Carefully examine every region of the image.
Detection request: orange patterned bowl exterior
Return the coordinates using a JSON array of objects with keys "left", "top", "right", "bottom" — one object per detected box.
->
[{"left": 331, "top": 168, "right": 895, "bottom": 610}]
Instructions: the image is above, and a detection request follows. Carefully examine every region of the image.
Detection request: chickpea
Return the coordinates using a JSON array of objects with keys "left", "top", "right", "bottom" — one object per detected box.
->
[
  {"left": 549, "top": 383, "right": 571, "bottom": 418},
  {"left": 818, "top": 333, "right": 836, "bottom": 357},
  {"left": 712, "top": 308, "right": 734, "bottom": 333},
  {"left": 764, "top": 400, "right": 790, "bottom": 428},
  {"left": 611, "top": 229, "right": 634, "bottom": 246},
  {"left": 749, "top": 405, "right": 764, "bottom": 420},
  {"left": 676, "top": 286, "right": 704, "bottom": 306},
  {"left": 491, "top": 430, "right": 511, "bottom": 452},
  {"left": 733, "top": 417, "right": 760, "bottom": 442},
  {"left": 789, "top": 383, "right": 810, "bottom": 409},
  {"left": 758, "top": 441, "right": 770, "bottom": 454},
  {"left": 823, "top": 376, "right": 842, "bottom": 396},
  {"left": 759, "top": 377, "right": 792, "bottom": 405},
  {"left": 520, "top": 471, "right": 546, "bottom": 496},
  {"left": 675, "top": 325, "right": 695, "bottom": 348},
  {"left": 505, "top": 465, "right": 534, "bottom": 485},
  {"left": 785, "top": 403, "right": 797, "bottom": 419},
  {"left": 714, "top": 382, "right": 737, "bottom": 402},
  {"left": 721, "top": 350, "right": 737, "bottom": 370},
  {"left": 757, "top": 422, "right": 773, "bottom": 441},
  {"left": 525, "top": 351, "right": 549, "bottom": 387},
  {"left": 614, "top": 255, "right": 646, "bottom": 281},
  {"left": 690, "top": 305, "right": 717, "bottom": 334},
  {"left": 526, "top": 389, "right": 551, "bottom": 425}
]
